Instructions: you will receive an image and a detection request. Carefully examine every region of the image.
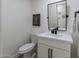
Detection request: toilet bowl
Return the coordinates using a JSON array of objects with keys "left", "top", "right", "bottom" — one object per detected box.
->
[
  {"left": 18, "top": 43, "right": 35, "bottom": 54},
  {"left": 18, "top": 33, "right": 38, "bottom": 58}
]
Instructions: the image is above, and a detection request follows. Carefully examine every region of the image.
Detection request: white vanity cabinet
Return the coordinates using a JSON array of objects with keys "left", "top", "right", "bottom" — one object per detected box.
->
[
  {"left": 37, "top": 32, "right": 73, "bottom": 58},
  {"left": 38, "top": 43, "right": 70, "bottom": 58}
]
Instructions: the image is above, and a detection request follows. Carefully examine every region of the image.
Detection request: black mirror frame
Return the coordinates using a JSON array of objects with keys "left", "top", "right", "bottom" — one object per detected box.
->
[{"left": 47, "top": 0, "right": 67, "bottom": 31}]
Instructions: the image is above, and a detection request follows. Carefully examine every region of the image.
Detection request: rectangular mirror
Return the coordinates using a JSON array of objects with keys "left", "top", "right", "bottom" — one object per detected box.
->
[{"left": 48, "top": 0, "right": 67, "bottom": 31}]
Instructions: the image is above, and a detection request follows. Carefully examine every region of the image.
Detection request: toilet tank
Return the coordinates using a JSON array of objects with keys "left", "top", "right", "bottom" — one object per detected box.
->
[{"left": 31, "top": 33, "right": 38, "bottom": 44}]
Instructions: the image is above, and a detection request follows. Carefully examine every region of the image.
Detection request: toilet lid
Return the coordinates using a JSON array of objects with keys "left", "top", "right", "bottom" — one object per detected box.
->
[{"left": 19, "top": 43, "right": 35, "bottom": 52}]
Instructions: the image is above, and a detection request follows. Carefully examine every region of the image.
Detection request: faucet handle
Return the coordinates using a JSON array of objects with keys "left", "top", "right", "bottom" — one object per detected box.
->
[{"left": 55, "top": 27, "right": 59, "bottom": 31}]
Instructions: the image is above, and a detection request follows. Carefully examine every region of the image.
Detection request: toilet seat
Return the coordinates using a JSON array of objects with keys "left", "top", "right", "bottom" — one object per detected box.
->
[{"left": 18, "top": 43, "right": 35, "bottom": 54}]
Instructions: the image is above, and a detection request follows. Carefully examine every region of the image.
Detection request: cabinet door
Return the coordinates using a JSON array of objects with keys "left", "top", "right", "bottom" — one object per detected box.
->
[
  {"left": 38, "top": 43, "right": 50, "bottom": 58},
  {"left": 38, "top": 43, "right": 70, "bottom": 58},
  {"left": 51, "top": 48, "right": 70, "bottom": 58}
]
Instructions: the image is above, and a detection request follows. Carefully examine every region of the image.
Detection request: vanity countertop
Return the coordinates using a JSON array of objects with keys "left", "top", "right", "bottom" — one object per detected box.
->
[{"left": 36, "top": 31, "right": 73, "bottom": 44}]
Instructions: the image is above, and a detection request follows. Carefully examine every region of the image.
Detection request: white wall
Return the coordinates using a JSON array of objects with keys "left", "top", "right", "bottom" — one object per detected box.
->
[
  {"left": 0, "top": 0, "right": 32, "bottom": 57},
  {"left": 67, "top": 0, "right": 79, "bottom": 33},
  {"left": 0, "top": 0, "right": 2, "bottom": 56},
  {"left": 31, "top": 0, "right": 79, "bottom": 34},
  {"left": 31, "top": 0, "right": 61, "bottom": 34},
  {"left": 31, "top": 0, "right": 74, "bottom": 33},
  {"left": 67, "top": 0, "right": 79, "bottom": 57}
]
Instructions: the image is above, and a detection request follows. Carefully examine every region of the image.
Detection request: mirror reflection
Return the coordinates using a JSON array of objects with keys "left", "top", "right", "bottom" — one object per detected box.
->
[{"left": 48, "top": 0, "right": 67, "bottom": 31}]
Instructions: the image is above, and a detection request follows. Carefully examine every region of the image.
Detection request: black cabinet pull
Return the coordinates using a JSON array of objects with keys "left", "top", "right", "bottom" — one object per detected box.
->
[
  {"left": 50, "top": 49, "right": 52, "bottom": 58},
  {"left": 48, "top": 48, "right": 50, "bottom": 58}
]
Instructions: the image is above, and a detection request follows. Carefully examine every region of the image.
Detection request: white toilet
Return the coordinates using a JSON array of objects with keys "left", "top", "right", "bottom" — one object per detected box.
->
[{"left": 18, "top": 33, "right": 38, "bottom": 58}]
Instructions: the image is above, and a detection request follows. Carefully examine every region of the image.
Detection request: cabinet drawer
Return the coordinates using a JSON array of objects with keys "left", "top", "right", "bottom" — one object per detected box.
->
[{"left": 38, "top": 37, "right": 71, "bottom": 51}]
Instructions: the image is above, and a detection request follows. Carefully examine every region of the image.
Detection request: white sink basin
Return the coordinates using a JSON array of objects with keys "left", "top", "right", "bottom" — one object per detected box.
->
[
  {"left": 37, "top": 31, "right": 73, "bottom": 44},
  {"left": 38, "top": 31, "right": 68, "bottom": 38}
]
